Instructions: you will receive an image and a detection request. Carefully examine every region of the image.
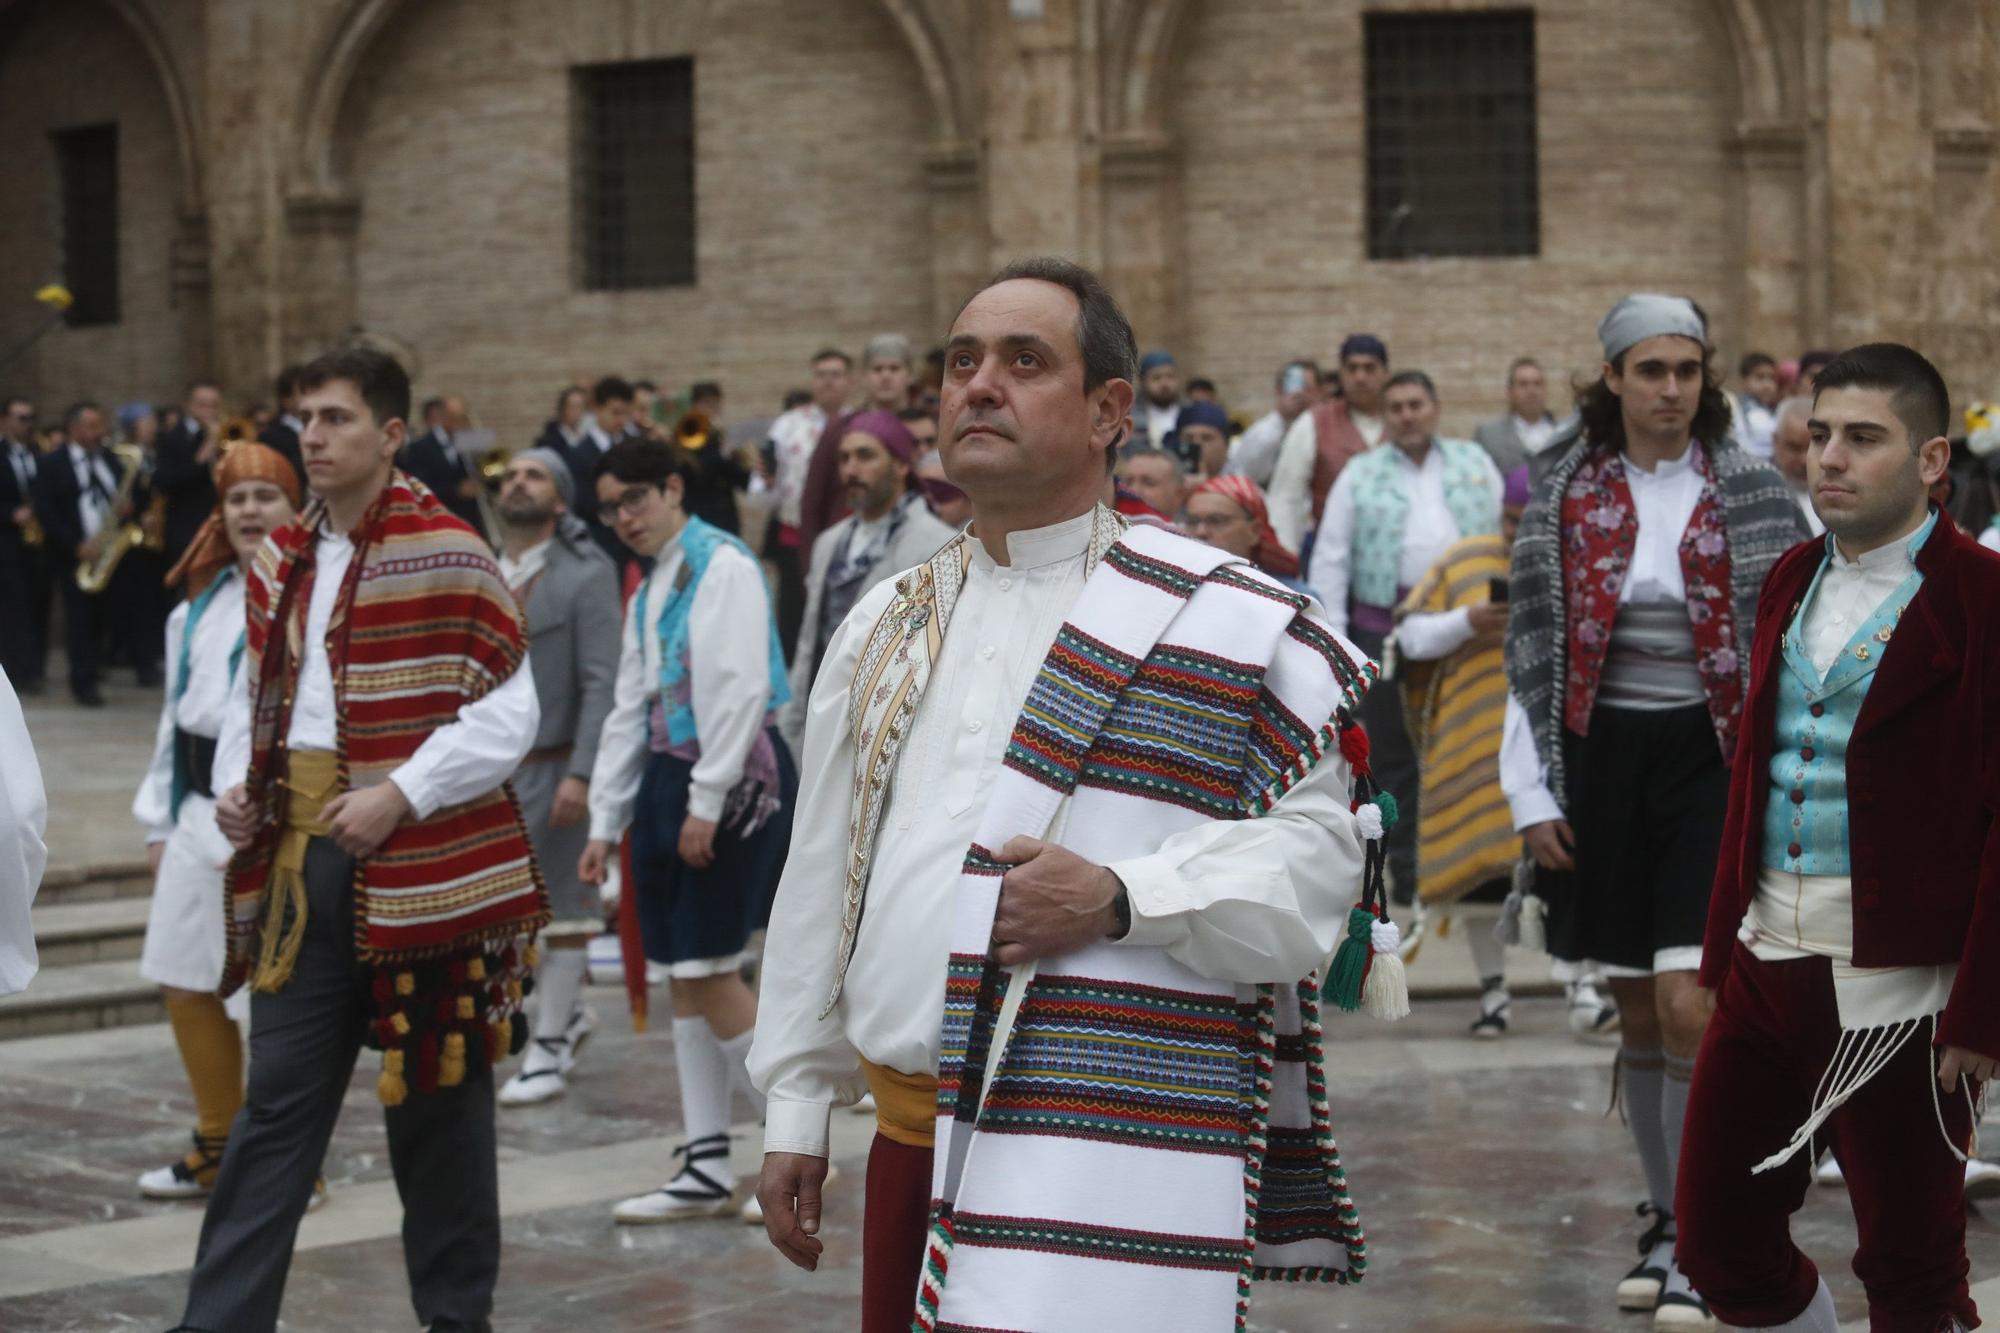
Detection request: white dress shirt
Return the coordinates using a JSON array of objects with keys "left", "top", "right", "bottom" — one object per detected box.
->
[
  {"left": 1499, "top": 445, "right": 1709, "bottom": 830},
  {"left": 497, "top": 537, "right": 552, "bottom": 593},
  {"left": 1514, "top": 415, "right": 1557, "bottom": 456},
  {"left": 0, "top": 668, "right": 45, "bottom": 996},
  {"left": 1307, "top": 441, "right": 1505, "bottom": 637},
  {"left": 214, "top": 528, "right": 541, "bottom": 819},
  {"left": 766, "top": 405, "right": 828, "bottom": 529},
  {"left": 1223, "top": 410, "right": 1290, "bottom": 487},
  {"left": 749, "top": 510, "right": 1366, "bottom": 1158},
  {"left": 588, "top": 530, "right": 775, "bottom": 837},
  {"left": 1142, "top": 400, "right": 1180, "bottom": 447},
  {"left": 67, "top": 442, "right": 118, "bottom": 543},
  {"left": 135, "top": 574, "right": 246, "bottom": 843}
]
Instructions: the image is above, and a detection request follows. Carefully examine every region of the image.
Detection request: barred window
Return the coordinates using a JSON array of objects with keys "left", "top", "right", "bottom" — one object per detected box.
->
[
  {"left": 1364, "top": 11, "right": 1539, "bottom": 260},
  {"left": 574, "top": 58, "right": 696, "bottom": 290},
  {"left": 54, "top": 124, "right": 120, "bottom": 325}
]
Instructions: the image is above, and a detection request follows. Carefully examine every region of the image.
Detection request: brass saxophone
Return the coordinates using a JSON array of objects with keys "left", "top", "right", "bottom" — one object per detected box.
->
[{"left": 74, "top": 443, "right": 147, "bottom": 593}]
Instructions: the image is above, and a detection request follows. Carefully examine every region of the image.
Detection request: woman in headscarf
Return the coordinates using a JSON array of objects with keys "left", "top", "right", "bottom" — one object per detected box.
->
[
  {"left": 132, "top": 442, "right": 300, "bottom": 1202},
  {"left": 1182, "top": 473, "right": 1307, "bottom": 591}
]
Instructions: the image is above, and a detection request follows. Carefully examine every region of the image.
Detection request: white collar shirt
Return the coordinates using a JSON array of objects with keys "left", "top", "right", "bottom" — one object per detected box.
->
[
  {"left": 67, "top": 443, "right": 118, "bottom": 542},
  {"left": 1619, "top": 445, "right": 1706, "bottom": 604},
  {"left": 768, "top": 405, "right": 828, "bottom": 529}
]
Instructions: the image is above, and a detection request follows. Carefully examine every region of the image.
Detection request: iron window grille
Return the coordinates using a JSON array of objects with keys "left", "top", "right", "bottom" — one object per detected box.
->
[
  {"left": 1365, "top": 10, "right": 1540, "bottom": 260},
  {"left": 575, "top": 58, "right": 696, "bottom": 290},
  {"left": 53, "top": 123, "right": 120, "bottom": 325}
]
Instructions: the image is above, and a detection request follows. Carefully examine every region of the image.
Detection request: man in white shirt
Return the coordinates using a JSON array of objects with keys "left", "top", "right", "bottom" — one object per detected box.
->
[
  {"left": 1266, "top": 334, "right": 1391, "bottom": 553},
  {"left": 1733, "top": 351, "right": 1783, "bottom": 457},
  {"left": 750, "top": 258, "right": 1379, "bottom": 1333},
  {"left": 1474, "top": 357, "right": 1562, "bottom": 476},
  {"left": 1309, "top": 370, "right": 1503, "bottom": 903},
  {"left": 191, "top": 347, "right": 543, "bottom": 1333},
  {"left": 1226, "top": 359, "right": 1322, "bottom": 486},
  {"left": 763, "top": 349, "right": 852, "bottom": 658},
  {"left": 1771, "top": 396, "right": 1826, "bottom": 536}
]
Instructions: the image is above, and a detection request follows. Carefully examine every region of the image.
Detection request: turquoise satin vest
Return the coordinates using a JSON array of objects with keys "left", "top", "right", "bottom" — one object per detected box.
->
[
  {"left": 1347, "top": 437, "right": 1497, "bottom": 609},
  {"left": 1763, "top": 514, "right": 1933, "bottom": 874}
]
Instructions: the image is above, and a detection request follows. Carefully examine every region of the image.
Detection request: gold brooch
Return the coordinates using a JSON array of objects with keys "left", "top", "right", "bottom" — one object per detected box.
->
[{"left": 1854, "top": 645, "right": 1870, "bottom": 661}]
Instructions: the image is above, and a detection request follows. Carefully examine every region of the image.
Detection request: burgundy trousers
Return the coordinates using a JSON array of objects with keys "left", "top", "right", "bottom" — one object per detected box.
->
[
  {"left": 862, "top": 1133, "right": 934, "bottom": 1333},
  {"left": 1677, "top": 943, "right": 1980, "bottom": 1332}
]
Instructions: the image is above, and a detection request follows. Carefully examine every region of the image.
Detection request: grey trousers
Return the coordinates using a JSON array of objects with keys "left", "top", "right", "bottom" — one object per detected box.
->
[
  {"left": 1348, "top": 624, "right": 1420, "bottom": 904},
  {"left": 180, "top": 836, "right": 500, "bottom": 1332}
]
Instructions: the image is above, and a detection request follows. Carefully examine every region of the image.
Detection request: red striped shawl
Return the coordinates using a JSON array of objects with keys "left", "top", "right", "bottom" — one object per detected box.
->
[{"left": 221, "top": 472, "right": 548, "bottom": 989}]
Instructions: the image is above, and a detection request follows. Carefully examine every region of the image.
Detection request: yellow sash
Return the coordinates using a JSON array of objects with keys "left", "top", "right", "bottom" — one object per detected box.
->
[
  {"left": 860, "top": 1058, "right": 939, "bottom": 1149},
  {"left": 250, "top": 749, "right": 340, "bottom": 993}
]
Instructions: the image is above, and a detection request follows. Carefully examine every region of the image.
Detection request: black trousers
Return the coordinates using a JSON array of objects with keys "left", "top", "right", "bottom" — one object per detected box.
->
[
  {"left": 181, "top": 838, "right": 500, "bottom": 1332},
  {"left": 1348, "top": 624, "right": 1420, "bottom": 903},
  {"left": 0, "top": 534, "right": 45, "bottom": 687}
]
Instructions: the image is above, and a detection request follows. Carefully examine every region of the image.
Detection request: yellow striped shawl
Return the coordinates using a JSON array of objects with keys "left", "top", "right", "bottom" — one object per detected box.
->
[{"left": 1395, "top": 534, "right": 1519, "bottom": 907}]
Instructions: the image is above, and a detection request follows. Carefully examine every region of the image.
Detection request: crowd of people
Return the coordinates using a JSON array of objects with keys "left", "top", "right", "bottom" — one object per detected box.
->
[{"left": 0, "top": 258, "right": 1996, "bottom": 1333}]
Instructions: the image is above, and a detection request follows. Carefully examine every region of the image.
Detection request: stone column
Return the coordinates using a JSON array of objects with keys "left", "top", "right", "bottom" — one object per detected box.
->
[{"left": 974, "top": 0, "right": 1096, "bottom": 266}]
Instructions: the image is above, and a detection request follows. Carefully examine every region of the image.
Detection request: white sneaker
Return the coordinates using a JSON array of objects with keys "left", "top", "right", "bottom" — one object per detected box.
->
[
  {"left": 305, "top": 1176, "right": 330, "bottom": 1213},
  {"left": 1965, "top": 1158, "right": 2000, "bottom": 1200},
  {"left": 612, "top": 1134, "right": 737, "bottom": 1224},
  {"left": 1653, "top": 1257, "right": 1715, "bottom": 1330},
  {"left": 1568, "top": 981, "right": 1621, "bottom": 1040},
  {"left": 1617, "top": 1204, "right": 1676, "bottom": 1311}
]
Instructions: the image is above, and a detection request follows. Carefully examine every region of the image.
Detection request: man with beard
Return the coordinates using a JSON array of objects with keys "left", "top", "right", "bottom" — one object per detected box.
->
[
  {"left": 1268, "top": 335, "right": 1391, "bottom": 553},
  {"left": 490, "top": 450, "right": 622, "bottom": 1108},
  {"left": 779, "top": 411, "right": 952, "bottom": 753}
]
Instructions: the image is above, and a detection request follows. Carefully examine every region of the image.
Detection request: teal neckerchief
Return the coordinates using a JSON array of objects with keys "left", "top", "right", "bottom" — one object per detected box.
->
[
  {"left": 169, "top": 567, "right": 247, "bottom": 819},
  {"left": 633, "top": 515, "right": 791, "bottom": 747}
]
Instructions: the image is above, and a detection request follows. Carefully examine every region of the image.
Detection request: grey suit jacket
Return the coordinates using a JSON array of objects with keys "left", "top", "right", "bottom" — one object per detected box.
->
[
  {"left": 779, "top": 495, "right": 956, "bottom": 750},
  {"left": 1474, "top": 415, "right": 1534, "bottom": 476},
  {"left": 520, "top": 519, "right": 623, "bottom": 780}
]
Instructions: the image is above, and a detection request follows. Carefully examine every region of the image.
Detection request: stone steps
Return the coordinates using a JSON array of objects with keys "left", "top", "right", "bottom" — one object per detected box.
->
[{"left": 2, "top": 862, "right": 162, "bottom": 1039}]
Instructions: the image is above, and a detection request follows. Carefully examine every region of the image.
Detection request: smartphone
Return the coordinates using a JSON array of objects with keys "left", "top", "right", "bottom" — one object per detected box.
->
[{"left": 1489, "top": 577, "right": 1510, "bottom": 604}]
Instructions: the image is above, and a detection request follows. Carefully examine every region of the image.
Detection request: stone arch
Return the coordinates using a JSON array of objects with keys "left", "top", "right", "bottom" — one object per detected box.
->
[
  {"left": 0, "top": 0, "right": 203, "bottom": 211},
  {"left": 291, "top": 0, "right": 967, "bottom": 201},
  {"left": 1109, "top": 0, "right": 1796, "bottom": 140}
]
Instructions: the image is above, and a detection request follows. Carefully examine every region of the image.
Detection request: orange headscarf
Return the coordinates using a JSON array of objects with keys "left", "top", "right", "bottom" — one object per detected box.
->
[
  {"left": 1190, "top": 474, "right": 1301, "bottom": 579},
  {"left": 165, "top": 441, "right": 304, "bottom": 596}
]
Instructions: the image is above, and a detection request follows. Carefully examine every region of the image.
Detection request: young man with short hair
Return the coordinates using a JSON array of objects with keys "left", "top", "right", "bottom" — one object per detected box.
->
[
  {"left": 1227, "top": 359, "right": 1321, "bottom": 487},
  {"left": 1677, "top": 344, "right": 1999, "bottom": 1333},
  {"left": 1267, "top": 334, "right": 1391, "bottom": 553},
  {"left": 1735, "top": 352, "right": 1784, "bottom": 457},
  {"left": 1504, "top": 295, "right": 1809, "bottom": 1329},
  {"left": 764, "top": 350, "right": 854, "bottom": 658},
  {"left": 183, "top": 347, "right": 547, "bottom": 1333}
]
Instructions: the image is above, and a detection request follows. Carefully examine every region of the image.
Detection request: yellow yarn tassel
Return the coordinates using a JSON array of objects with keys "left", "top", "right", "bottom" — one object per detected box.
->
[
  {"left": 524, "top": 943, "right": 541, "bottom": 969},
  {"left": 487, "top": 1019, "right": 509, "bottom": 1063},
  {"left": 378, "top": 1049, "right": 408, "bottom": 1106},
  {"left": 390, "top": 1011, "right": 410, "bottom": 1036},
  {"left": 395, "top": 971, "right": 415, "bottom": 997},
  {"left": 467, "top": 958, "right": 486, "bottom": 981},
  {"left": 438, "top": 1032, "right": 467, "bottom": 1088},
  {"left": 456, "top": 994, "right": 475, "bottom": 1020},
  {"left": 249, "top": 856, "right": 310, "bottom": 994}
]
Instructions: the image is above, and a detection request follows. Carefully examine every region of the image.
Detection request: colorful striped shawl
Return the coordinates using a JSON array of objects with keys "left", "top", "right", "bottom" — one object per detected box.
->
[
  {"left": 917, "top": 521, "right": 1376, "bottom": 1333},
  {"left": 222, "top": 471, "right": 548, "bottom": 987},
  {"left": 1395, "top": 534, "right": 1519, "bottom": 907}
]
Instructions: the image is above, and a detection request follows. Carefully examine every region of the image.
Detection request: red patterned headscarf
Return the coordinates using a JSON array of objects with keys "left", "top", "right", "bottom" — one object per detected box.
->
[{"left": 1190, "top": 474, "right": 1301, "bottom": 578}]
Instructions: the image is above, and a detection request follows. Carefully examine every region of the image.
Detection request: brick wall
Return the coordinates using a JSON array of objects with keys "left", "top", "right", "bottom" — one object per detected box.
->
[
  {"left": 1165, "top": 0, "right": 1747, "bottom": 437},
  {"left": 0, "top": 0, "right": 193, "bottom": 418},
  {"left": 342, "top": 0, "right": 938, "bottom": 447}
]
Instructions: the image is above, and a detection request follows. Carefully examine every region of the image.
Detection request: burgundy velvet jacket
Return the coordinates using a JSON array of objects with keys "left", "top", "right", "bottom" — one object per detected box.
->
[{"left": 1700, "top": 513, "right": 2000, "bottom": 1057}]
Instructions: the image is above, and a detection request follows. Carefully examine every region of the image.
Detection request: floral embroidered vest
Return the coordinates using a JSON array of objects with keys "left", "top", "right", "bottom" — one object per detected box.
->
[
  {"left": 1560, "top": 443, "right": 1744, "bottom": 757},
  {"left": 1347, "top": 437, "right": 1499, "bottom": 609}
]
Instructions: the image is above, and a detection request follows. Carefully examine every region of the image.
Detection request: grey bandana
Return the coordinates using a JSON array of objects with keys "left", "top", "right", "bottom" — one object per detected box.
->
[{"left": 1598, "top": 294, "right": 1707, "bottom": 362}]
